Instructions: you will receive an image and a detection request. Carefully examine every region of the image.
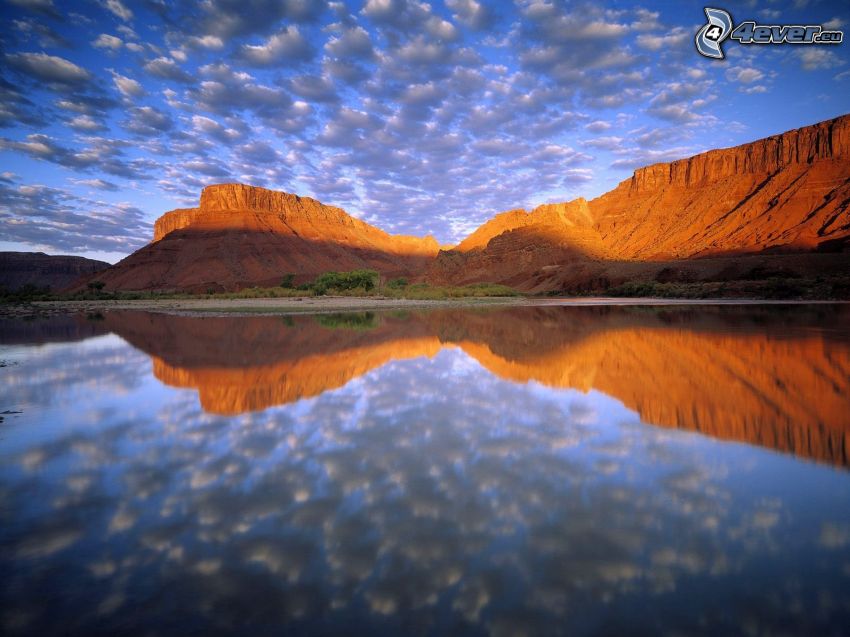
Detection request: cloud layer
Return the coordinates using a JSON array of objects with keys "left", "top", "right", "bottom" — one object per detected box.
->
[{"left": 1, "top": 0, "right": 849, "bottom": 258}]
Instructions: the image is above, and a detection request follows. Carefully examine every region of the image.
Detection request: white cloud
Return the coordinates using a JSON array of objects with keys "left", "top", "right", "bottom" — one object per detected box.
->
[
  {"left": 585, "top": 120, "right": 612, "bottom": 133},
  {"left": 111, "top": 72, "right": 145, "bottom": 98},
  {"left": 726, "top": 67, "right": 764, "bottom": 84},
  {"left": 797, "top": 49, "right": 844, "bottom": 71},
  {"left": 93, "top": 34, "right": 123, "bottom": 50},
  {"left": 241, "top": 26, "right": 311, "bottom": 66},
  {"left": 102, "top": 0, "right": 132, "bottom": 21}
]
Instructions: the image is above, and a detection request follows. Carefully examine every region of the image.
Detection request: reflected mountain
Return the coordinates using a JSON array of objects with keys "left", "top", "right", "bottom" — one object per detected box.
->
[
  {"left": 3, "top": 305, "right": 850, "bottom": 636},
  {"left": 88, "top": 305, "right": 850, "bottom": 468}
]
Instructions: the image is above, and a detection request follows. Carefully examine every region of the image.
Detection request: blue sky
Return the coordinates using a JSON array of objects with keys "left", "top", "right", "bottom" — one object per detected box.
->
[{"left": 1, "top": 0, "right": 848, "bottom": 262}]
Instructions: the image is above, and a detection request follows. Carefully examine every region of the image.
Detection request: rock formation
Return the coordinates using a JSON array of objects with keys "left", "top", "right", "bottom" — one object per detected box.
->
[
  {"left": 84, "top": 114, "right": 849, "bottom": 292},
  {"left": 90, "top": 184, "right": 439, "bottom": 292},
  {"left": 431, "top": 113, "right": 850, "bottom": 291},
  {"left": 0, "top": 251, "right": 109, "bottom": 292}
]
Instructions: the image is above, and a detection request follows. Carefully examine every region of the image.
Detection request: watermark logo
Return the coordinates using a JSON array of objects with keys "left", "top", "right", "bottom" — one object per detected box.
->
[
  {"left": 695, "top": 8, "right": 734, "bottom": 59},
  {"left": 695, "top": 7, "right": 844, "bottom": 60}
]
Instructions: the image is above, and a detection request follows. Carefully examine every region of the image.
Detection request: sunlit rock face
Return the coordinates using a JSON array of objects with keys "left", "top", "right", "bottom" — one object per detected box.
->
[
  {"left": 88, "top": 183, "right": 440, "bottom": 292},
  {"left": 431, "top": 114, "right": 850, "bottom": 290},
  {"left": 86, "top": 115, "right": 848, "bottom": 293},
  {"left": 100, "top": 305, "right": 850, "bottom": 468}
]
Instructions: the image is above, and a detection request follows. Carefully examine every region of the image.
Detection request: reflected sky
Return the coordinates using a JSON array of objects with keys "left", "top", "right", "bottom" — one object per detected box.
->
[{"left": 1, "top": 305, "right": 850, "bottom": 636}]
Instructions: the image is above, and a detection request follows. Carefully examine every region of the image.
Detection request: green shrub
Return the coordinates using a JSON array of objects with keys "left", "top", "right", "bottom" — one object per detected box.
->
[
  {"left": 280, "top": 274, "right": 295, "bottom": 288},
  {"left": 311, "top": 269, "right": 379, "bottom": 295}
]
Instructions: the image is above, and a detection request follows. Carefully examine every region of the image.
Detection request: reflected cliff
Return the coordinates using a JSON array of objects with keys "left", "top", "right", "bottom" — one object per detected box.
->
[
  {"left": 76, "top": 304, "right": 850, "bottom": 468},
  {"left": 3, "top": 305, "right": 850, "bottom": 636}
]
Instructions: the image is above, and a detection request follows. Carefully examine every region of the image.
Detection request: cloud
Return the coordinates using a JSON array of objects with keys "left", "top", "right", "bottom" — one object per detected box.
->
[
  {"left": 0, "top": 77, "right": 45, "bottom": 128},
  {"left": 446, "top": 0, "right": 494, "bottom": 30},
  {"left": 11, "top": 17, "right": 69, "bottom": 47},
  {"left": 797, "top": 49, "right": 844, "bottom": 71},
  {"left": 288, "top": 74, "right": 338, "bottom": 102},
  {"left": 101, "top": 0, "right": 132, "bottom": 21},
  {"left": 93, "top": 33, "right": 122, "bottom": 49},
  {"left": 111, "top": 72, "right": 145, "bottom": 98},
  {"left": 0, "top": 181, "right": 150, "bottom": 253},
  {"left": 0, "top": 134, "right": 155, "bottom": 180},
  {"left": 6, "top": 0, "right": 60, "bottom": 17},
  {"left": 143, "top": 57, "right": 194, "bottom": 83},
  {"left": 5, "top": 52, "right": 91, "bottom": 87},
  {"left": 636, "top": 27, "right": 688, "bottom": 51},
  {"left": 584, "top": 120, "right": 612, "bottom": 133},
  {"left": 726, "top": 67, "right": 764, "bottom": 84},
  {"left": 325, "top": 25, "right": 374, "bottom": 59},
  {"left": 68, "top": 114, "right": 106, "bottom": 132},
  {"left": 193, "top": 0, "right": 326, "bottom": 39},
  {"left": 240, "top": 26, "right": 313, "bottom": 66},
  {"left": 123, "top": 106, "right": 173, "bottom": 136},
  {"left": 581, "top": 136, "right": 623, "bottom": 151},
  {"left": 71, "top": 177, "right": 119, "bottom": 191}
]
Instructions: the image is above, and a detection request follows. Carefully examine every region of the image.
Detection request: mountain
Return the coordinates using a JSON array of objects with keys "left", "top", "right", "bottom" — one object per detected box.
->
[
  {"left": 0, "top": 251, "right": 109, "bottom": 292},
  {"left": 89, "top": 183, "right": 440, "bottom": 292},
  {"left": 86, "top": 114, "right": 849, "bottom": 293},
  {"left": 430, "top": 113, "right": 850, "bottom": 291}
]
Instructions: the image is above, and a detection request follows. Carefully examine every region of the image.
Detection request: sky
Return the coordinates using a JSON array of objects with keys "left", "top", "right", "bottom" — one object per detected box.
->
[{"left": 0, "top": 0, "right": 849, "bottom": 263}]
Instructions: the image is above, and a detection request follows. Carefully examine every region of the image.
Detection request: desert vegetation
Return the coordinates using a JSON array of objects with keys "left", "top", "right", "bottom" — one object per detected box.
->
[{"left": 0, "top": 270, "right": 520, "bottom": 304}]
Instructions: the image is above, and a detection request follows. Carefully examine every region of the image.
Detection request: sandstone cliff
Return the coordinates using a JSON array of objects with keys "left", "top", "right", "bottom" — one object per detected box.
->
[
  {"left": 93, "top": 184, "right": 440, "bottom": 292},
  {"left": 0, "top": 251, "right": 109, "bottom": 292},
  {"left": 431, "top": 113, "right": 850, "bottom": 291},
  {"left": 88, "top": 114, "right": 850, "bottom": 292}
]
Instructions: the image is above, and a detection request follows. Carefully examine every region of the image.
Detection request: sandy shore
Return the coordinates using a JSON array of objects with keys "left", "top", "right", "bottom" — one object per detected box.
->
[{"left": 2, "top": 295, "right": 847, "bottom": 318}]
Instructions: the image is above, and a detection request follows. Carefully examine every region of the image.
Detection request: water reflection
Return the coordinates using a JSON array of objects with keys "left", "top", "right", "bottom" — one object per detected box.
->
[
  {"left": 24, "top": 304, "right": 848, "bottom": 467},
  {"left": 1, "top": 305, "right": 849, "bottom": 636}
]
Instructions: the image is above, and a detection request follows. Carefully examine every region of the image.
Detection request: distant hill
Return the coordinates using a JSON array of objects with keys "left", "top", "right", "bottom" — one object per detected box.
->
[{"left": 0, "top": 252, "right": 109, "bottom": 292}]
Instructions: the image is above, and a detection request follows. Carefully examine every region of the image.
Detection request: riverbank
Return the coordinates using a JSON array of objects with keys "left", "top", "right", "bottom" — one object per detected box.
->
[{"left": 2, "top": 295, "right": 848, "bottom": 319}]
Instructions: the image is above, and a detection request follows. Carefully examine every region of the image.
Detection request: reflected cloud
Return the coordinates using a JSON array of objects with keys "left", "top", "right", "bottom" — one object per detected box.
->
[
  {"left": 1, "top": 305, "right": 849, "bottom": 635},
  {"left": 95, "top": 305, "right": 850, "bottom": 467}
]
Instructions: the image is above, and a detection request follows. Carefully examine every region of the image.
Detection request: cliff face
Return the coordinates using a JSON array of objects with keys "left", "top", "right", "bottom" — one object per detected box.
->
[
  {"left": 89, "top": 114, "right": 849, "bottom": 292},
  {"left": 95, "top": 184, "right": 440, "bottom": 292},
  {"left": 432, "top": 114, "right": 850, "bottom": 290},
  {"left": 0, "top": 252, "right": 109, "bottom": 291}
]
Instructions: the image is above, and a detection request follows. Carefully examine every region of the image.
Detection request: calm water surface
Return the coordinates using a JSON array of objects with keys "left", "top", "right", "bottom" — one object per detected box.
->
[{"left": 1, "top": 304, "right": 849, "bottom": 636}]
